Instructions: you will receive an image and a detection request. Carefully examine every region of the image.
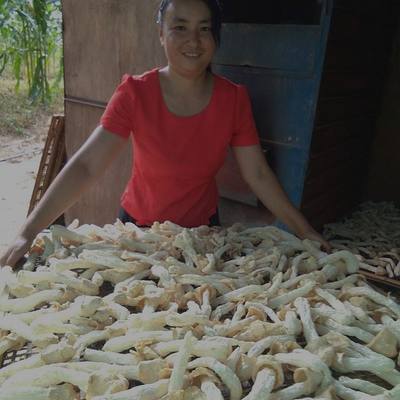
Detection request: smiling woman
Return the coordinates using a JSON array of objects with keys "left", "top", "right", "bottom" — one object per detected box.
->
[
  {"left": 0, "top": 0, "right": 330, "bottom": 269},
  {"left": 158, "top": 0, "right": 222, "bottom": 45},
  {"left": 157, "top": 0, "right": 218, "bottom": 115},
  {"left": 159, "top": 2, "right": 215, "bottom": 77}
]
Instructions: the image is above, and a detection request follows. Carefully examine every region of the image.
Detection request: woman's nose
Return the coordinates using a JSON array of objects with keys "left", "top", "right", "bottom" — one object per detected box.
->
[{"left": 187, "top": 29, "right": 201, "bottom": 44}]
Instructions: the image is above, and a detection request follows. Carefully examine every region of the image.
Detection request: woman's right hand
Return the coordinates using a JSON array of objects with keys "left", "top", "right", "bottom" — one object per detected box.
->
[
  {"left": 0, "top": 234, "right": 33, "bottom": 268},
  {"left": 1, "top": 127, "right": 127, "bottom": 269}
]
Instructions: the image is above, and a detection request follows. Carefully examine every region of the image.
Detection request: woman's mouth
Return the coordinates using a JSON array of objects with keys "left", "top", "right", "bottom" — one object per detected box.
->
[{"left": 183, "top": 52, "right": 202, "bottom": 58}]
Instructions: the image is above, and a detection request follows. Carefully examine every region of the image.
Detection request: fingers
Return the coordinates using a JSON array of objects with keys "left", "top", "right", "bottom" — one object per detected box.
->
[
  {"left": 7, "top": 250, "right": 25, "bottom": 269},
  {"left": 313, "top": 234, "right": 331, "bottom": 253},
  {"left": 10, "top": 244, "right": 30, "bottom": 269},
  {"left": 313, "top": 237, "right": 331, "bottom": 253},
  {"left": 300, "top": 230, "right": 331, "bottom": 254},
  {"left": 321, "top": 240, "right": 332, "bottom": 253},
  {"left": 0, "top": 241, "right": 30, "bottom": 269},
  {"left": 0, "top": 249, "right": 12, "bottom": 268}
]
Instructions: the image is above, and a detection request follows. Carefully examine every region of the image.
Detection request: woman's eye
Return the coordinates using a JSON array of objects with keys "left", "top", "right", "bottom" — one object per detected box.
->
[
  {"left": 200, "top": 26, "right": 212, "bottom": 32},
  {"left": 174, "top": 26, "right": 186, "bottom": 31}
]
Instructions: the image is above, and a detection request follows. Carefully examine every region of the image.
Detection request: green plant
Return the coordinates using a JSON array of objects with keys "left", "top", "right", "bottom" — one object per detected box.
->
[{"left": 0, "top": 0, "right": 63, "bottom": 104}]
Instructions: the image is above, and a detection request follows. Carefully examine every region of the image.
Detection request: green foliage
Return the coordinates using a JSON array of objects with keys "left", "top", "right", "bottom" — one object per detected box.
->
[{"left": 0, "top": 0, "right": 63, "bottom": 104}]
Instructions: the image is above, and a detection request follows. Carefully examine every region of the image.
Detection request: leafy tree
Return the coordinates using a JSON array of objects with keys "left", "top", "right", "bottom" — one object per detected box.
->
[{"left": 0, "top": 0, "right": 63, "bottom": 104}]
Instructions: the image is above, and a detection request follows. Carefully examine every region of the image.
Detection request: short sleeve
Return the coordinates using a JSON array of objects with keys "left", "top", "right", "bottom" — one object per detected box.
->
[
  {"left": 230, "top": 85, "right": 260, "bottom": 147},
  {"left": 100, "top": 74, "right": 135, "bottom": 139}
]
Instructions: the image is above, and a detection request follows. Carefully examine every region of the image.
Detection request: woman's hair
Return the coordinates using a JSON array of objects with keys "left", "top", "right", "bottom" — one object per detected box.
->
[{"left": 157, "top": 0, "right": 222, "bottom": 47}]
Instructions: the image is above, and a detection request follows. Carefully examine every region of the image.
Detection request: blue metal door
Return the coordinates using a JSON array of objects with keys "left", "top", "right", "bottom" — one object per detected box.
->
[{"left": 214, "top": 1, "right": 333, "bottom": 217}]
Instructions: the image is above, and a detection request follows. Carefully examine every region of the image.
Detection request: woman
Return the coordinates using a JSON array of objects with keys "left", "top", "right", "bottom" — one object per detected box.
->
[{"left": 0, "top": 0, "right": 329, "bottom": 268}]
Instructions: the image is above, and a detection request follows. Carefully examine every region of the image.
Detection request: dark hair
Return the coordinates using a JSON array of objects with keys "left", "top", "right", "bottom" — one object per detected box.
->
[{"left": 157, "top": 0, "right": 222, "bottom": 47}]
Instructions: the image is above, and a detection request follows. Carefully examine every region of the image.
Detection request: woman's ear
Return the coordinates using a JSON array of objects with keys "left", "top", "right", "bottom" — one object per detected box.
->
[{"left": 159, "top": 27, "right": 165, "bottom": 47}]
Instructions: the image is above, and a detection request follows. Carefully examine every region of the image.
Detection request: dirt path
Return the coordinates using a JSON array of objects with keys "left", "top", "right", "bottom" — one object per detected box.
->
[{"left": 0, "top": 116, "right": 49, "bottom": 256}]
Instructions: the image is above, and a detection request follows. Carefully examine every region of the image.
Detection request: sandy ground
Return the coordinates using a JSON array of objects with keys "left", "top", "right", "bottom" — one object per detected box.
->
[{"left": 0, "top": 118, "right": 49, "bottom": 256}]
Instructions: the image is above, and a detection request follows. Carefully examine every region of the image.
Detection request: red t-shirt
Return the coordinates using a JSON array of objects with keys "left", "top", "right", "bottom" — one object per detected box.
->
[{"left": 100, "top": 68, "right": 259, "bottom": 227}]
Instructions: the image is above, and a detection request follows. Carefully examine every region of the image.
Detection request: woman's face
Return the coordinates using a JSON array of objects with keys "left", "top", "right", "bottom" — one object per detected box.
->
[{"left": 160, "top": 0, "right": 216, "bottom": 78}]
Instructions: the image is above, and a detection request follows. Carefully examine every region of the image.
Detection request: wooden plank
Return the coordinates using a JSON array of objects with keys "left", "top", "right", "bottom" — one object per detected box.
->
[
  {"left": 333, "top": 0, "right": 381, "bottom": 15},
  {"left": 315, "top": 95, "right": 378, "bottom": 125},
  {"left": 306, "top": 139, "right": 369, "bottom": 177},
  {"left": 367, "top": 126, "right": 400, "bottom": 203},
  {"left": 221, "top": 0, "right": 322, "bottom": 25},
  {"left": 328, "top": 7, "right": 367, "bottom": 41},
  {"left": 360, "top": 271, "right": 400, "bottom": 290},
  {"left": 311, "top": 117, "right": 373, "bottom": 152},
  {"left": 62, "top": 0, "right": 166, "bottom": 102},
  {"left": 367, "top": 23, "right": 400, "bottom": 204},
  {"left": 63, "top": 102, "right": 131, "bottom": 226},
  {"left": 323, "top": 40, "right": 373, "bottom": 72},
  {"left": 302, "top": 193, "right": 360, "bottom": 231},
  {"left": 319, "top": 71, "right": 375, "bottom": 97},
  {"left": 62, "top": 0, "right": 165, "bottom": 226},
  {"left": 214, "top": 24, "right": 320, "bottom": 73},
  {"left": 302, "top": 178, "right": 363, "bottom": 217},
  {"left": 302, "top": 160, "right": 366, "bottom": 203}
]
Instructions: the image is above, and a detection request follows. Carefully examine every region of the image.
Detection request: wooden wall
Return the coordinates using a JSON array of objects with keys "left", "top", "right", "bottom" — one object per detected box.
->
[
  {"left": 301, "top": 0, "right": 398, "bottom": 230},
  {"left": 367, "top": 18, "right": 400, "bottom": 203},
  {"left": 62, "top": 0, "right": 166, "bottom": 225}
]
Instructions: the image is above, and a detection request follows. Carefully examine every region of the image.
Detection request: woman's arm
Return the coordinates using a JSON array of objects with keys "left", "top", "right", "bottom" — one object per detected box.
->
[
  {"left": 0, "top": 126, "right": 127, "bottom": 267},
  {"left": 233, "top": 144, "right": 330, "bottom": 250}
]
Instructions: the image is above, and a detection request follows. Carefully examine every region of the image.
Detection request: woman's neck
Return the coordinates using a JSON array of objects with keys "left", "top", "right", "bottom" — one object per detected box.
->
[
  {"left": 159, "top": 65, "right": 211, "bottom": 95},
  {"left": 157, "top": 65, "right": 214, "bottom": 117}
]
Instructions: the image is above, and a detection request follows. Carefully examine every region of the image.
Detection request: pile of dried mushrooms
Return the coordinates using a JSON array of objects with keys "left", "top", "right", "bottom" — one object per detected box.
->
[{"left": 1, "top": 219, "right": 400, "bottom": 400}]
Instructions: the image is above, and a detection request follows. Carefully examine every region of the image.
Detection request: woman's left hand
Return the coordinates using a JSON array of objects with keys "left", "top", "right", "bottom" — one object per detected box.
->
[
  {"left": 299, "top": 228, "right": 331, "bottom": 253},
  {"left": 232, "top": 145, "right": 331, "bottom": 253}
]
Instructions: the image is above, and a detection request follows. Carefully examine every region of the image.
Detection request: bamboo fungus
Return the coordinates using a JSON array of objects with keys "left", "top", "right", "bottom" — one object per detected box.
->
[
  {"left": 91, "top": 379, "right": 170, "bottom": 400},
  {"left": 168, "top": 331, "right": 193, "bottom": 396},
  {"left": 0, "top": 289, "right": 63, "bottom": 313},
  {"left": 2, "top": 366, "right": 90, "bottom": 391},
  {"left": 1, "top": 219, "right": 400, "bottom": 399},
  {"left": 0, "top": 383, "right": 77, "bottom": 400},
  {"left": 324, "top": 202, "right": 400, "bottom": 278}
]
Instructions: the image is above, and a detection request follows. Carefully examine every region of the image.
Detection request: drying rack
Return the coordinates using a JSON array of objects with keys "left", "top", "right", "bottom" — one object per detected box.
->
[{"left": 27, "top": 115, "right": 66, "bottom": 216}]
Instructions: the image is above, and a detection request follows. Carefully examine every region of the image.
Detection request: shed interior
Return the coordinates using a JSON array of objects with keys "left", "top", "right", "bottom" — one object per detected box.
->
[
  {"left": 61, "top": 0, "right": 400, "bottom": 231},
  {"left": 302, "top": 0, "right": 400, "bottom": 230},
  {"left": 217, "top": 0, "right": 400, "bottom": 229}
]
